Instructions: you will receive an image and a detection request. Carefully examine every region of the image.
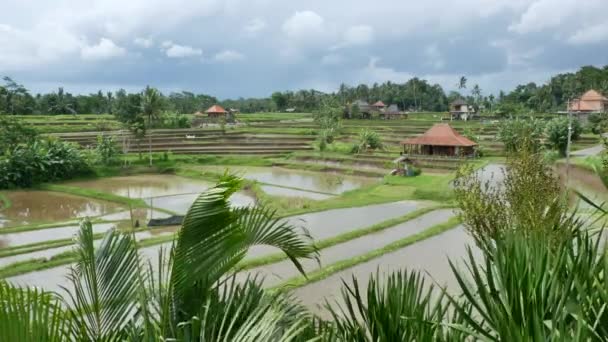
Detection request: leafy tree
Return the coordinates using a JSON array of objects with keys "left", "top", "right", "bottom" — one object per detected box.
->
[
  {"left": 47, "top": 87, "right": 76, "bottom": 115},
  {"left": 140, "top": 86, "right": 163, "bottom": 166},
  {"left": 545, "top": 117, "right": 582, "bottom": 155},
  {"left": 497, "top": 118, "right": 544, "bottom": 152},
  {"left": 271, "top": 92, "right": 288, "bottom": 111},
  {"left": 587, "top": 112, "right": 608, "bottom": 135},
  {"left": 94, "top": 135, "right": 121, "bottom": 165},
  {"left": 0, "top": 116, "right": 37, "bottom": 154},
  {"left": 458, "top": 76, "right": 467, "bottom": 89}
]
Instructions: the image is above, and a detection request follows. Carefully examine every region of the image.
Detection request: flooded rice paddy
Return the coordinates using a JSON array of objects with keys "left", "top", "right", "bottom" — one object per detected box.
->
[
  {"left": 259, "top": 185, "right": 334, "bottom": 200},
  {"left": 0, "top": 191, "right": 123, "bottom": 228},
  {"left": 292, "top": 226, "right": 478, "bottom": 315},
  {"left": 66, "top": 175, "right": 256, "bottom": 214},
  {"left": 66, "top": 175, "right": 212, "bottom": 198},
  {"left": 6, "top": 201, "right": 426, "bottom": 292},
  {"left": 237, "top": 209, "right": 455, "bottom": 288},
  {"left": 195, "top": 166, "right": 376, "bottom": 196}
]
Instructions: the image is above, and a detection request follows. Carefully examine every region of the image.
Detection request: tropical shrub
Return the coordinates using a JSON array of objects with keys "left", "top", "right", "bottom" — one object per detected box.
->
[
  {"left": 160, "top": 112, "right": 190, "bottom": 128},
  {"left": 497, "top": 117, "right": 544, "bottom": 152},
  {"left": 0, "top": 116, "right": 37, "bottom": 155},
  {"left": 453, "top": 140, "right": 571, "bottom": 251},
  {"left": 0, "top": 139, "right": 91, "bottom": 189},
  {"left": 545, "top": 116, "right": 582, "bottom": 156},
  {"left": 94, "top": 134, "right": 121, "bottom": 165},
  {"left": 351, "top": 129, "right": 383, "bottom": 153}
]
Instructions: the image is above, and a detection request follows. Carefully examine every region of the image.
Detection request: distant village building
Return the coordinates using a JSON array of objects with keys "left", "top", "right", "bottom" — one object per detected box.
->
[
  {"left": 401, "top": 123, "right": 476, "bottom": 157},
  {"left": 205, "top": 104, "right": 228, "bottom": 118},
  {"left": 380, "top": 104, "right": 407, "bottom": 120},
  {"left": 568, "top": 89, "right": 608, "bottom": 122},
  {"left": 449, "top": 99, "right": 476, "bottom": 121},
  {"left": 348, "top": 100, "right": 405, "bottom": 119},
  {"left": 285, "top": 108, "right": 297, "bottom": 113},
  {"left": 371, "top": 101, "right": 386, "bottom": 110}
]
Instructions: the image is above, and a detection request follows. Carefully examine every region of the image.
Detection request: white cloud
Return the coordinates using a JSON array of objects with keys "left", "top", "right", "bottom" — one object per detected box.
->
[
  {"left": 214, "top": 50, "right": 245, "bottom": 62},
  {"left": 359, "top": 57, "right": 414, "bottom": 84},
  {"left": 80, "top": 38, "right": 126, "bottom": 60},
  {"left": 509, "top": 0, "right": 608, "bottom": 42},
  {"left": 568, "top": 22, "right": 608, "bottom": 45},
  {"left": 162, "top": 42, "right": 202, "bottom": 58},
  {"left": 282, "top": 10, "right": 325, "bottom": 41},
  {"left": 134, "top": 37, "right": 154, "bottom": 48},
  {"left": 244, "top": 18, "right": 266, "bottom": 34},
  {"left": 343, "top": 25, "right": 373, "bottom": 46}
]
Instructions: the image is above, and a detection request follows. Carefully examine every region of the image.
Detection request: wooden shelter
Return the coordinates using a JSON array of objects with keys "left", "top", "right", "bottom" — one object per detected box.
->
[
  {"left": 205, "top": 104, "right": 228, "bottom": 118},
  {"left": 401, "top": 123, "right": 476, "bottom": 157}
]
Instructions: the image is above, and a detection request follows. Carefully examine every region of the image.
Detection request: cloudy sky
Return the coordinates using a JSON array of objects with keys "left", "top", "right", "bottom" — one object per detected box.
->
[{"left": 1, "top": 0, "right": 608, "bottom": 98}]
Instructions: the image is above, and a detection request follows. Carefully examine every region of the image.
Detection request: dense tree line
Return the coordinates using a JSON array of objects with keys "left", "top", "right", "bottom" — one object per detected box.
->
[
  {"left": 2, "top": 65, "right": 608, "bottom": 116},
  {"left": 0, "top": 77, "right": 217, "bottom": 118}
]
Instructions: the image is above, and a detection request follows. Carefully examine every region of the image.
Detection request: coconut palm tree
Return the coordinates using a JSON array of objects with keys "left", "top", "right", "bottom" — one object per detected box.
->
[
  {"left": 0, "top": 175, "right": 318, "bottom": 341},
  {"left": 458, "top": 76, "right": 467, "bottom": 90},
  {"left": 140, "top": 86, "right": 163, "bottom": 166}
]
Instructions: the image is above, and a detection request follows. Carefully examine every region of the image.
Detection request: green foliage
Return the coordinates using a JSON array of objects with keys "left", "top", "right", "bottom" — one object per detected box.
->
[
  {"left": 140, "top": 86, "right": 163, "bottom": 127},
  {"left": 159, "top": 112, "right": 190, "bottom": 128},
  {"left": 0, "top": 139, "right": 92, "bottom": 189},
  {"left": 448, "top": 228, "right": 608, "bottom": 340},
  {"left": 545, "top": 117, "right": 582, "bottom": 155},
  {"left": 0, "top": 176, "right": 318, "bottom": 340},
  {"left": 497, "top": 118, "right": 544, "bottom": 152},
  {"left": 0, "top": 116, "right": 37, "bottom": 154},
  {"left": 94, "top": 134, "right": 121, "bottom": 165},
  {"left": 0, "top": 281, "right": 68, "bottom": 341},
  {"left": 326, "top": 271, "right": 457, "bottom": 341},
  {"left": 453, "top": 145, "right": 571, "bottom": 252},
  {"left": 587, "top": 112, "right": 608, "bottom": 135},
  {"left": 351, "top": 129, "right": 383, "bottom": 153}
]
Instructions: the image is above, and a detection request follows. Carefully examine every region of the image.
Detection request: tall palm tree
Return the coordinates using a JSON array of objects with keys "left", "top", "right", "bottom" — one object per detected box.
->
[
  {"left": 458, "top": 76, "right": 467, "bottom": 90},
  {"left": 0, "top": 175, "right": 318, "bottom": 341},
  {"left": 140, "top": 86, "right": 163, "bottom": 166}
]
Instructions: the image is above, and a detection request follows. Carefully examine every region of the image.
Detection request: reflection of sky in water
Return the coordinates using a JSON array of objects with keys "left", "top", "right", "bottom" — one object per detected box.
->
[
  {"left": 0, "top": 191, "right": 121, "bottom": 228},
  {"left": 245, "top": 169, "right": 371, "bottom": 194},
  {"left": 65, "top": 175, "right": 212, "bottom": 198}
]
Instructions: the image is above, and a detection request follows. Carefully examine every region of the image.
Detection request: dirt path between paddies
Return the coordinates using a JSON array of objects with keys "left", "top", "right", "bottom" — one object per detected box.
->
[
  {"left": 235, "top": 209, "right": 455, "bottom": 288},
  {"left": 292, "top": 226, "right": 479, "bottom": 317}
]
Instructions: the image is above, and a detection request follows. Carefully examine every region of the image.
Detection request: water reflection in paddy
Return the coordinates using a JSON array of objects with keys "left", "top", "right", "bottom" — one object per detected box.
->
[
  {"left": 0, "top": 191, "right": 123, "bottom": 228},
  {"left": 66, "top": 175, "right": 212, "bottom": 198},
  {"left": 196, "top": 166, "right": 376, "bottom": 195},
  {"left": 67, "top": 175, "right": 255, "bottom": 214}
]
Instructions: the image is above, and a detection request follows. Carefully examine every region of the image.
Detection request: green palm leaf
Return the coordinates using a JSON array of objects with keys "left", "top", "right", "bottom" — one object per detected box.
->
[
  {"left": 0, "top": 281, "right": 69, "bottom": 342},
  {"left": 170, "top": 175, "right": 317, "bottom": 321},
  {"left": 62, "top": 220, "right": 144, "bottom": 341}
]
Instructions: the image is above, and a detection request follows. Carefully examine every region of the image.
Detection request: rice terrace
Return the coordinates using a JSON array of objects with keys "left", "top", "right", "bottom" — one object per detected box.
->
[{"left": 2, "top": 2, "right": 608, "bottom": 339}]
